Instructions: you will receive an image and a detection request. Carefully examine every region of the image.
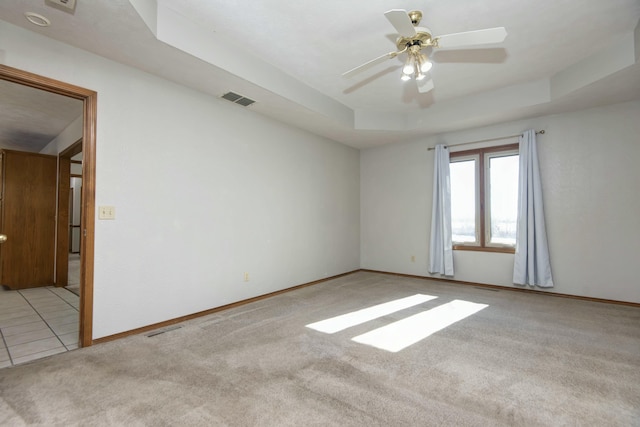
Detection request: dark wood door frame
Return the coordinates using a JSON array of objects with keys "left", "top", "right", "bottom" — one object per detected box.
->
[
  {"left": 56, "top": 139, "right": 82, "bottom": 288},
  {"left": 0, "top": 65, "right": 97, "bottom": 348}
]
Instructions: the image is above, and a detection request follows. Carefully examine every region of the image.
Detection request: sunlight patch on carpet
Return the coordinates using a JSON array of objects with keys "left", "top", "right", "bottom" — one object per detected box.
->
[
  {"left": 352, "top": 299, "right": 489, "bottom": 352},
  {"left": 306, "top": 294, "right": 437, "bottom": 334}
]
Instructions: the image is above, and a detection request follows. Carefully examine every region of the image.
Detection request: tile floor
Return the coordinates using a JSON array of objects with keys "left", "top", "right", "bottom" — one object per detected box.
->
[{"left": 0, "top": 286, "right": 79, "bottom": 368}]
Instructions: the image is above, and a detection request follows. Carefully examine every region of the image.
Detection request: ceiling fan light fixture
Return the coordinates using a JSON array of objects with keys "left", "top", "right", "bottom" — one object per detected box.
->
[
  {"left": 418, "top": 54, "right": 432, "bottom": 73},
  {"left": 402, "top": 55, "right": 415, "bottom": 75},
  {"left": 400, "top": 49, "right": 432, "bottom": 81}
]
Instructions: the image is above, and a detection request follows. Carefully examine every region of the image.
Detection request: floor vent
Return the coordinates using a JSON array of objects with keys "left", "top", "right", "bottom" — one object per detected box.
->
[
  {"left": 221, "top": 91, "right": 256, "bottom": 107},
  {"left": 474, "top": 287, "right": 500, "bottom": 292},
  {"left": 146, "top": 325, "right": 182, "bottom": 337}
]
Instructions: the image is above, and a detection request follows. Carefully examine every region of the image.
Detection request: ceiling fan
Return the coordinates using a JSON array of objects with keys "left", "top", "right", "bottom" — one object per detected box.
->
[{"left": 343, "top": 9, "right": 507, "bottom": 93}]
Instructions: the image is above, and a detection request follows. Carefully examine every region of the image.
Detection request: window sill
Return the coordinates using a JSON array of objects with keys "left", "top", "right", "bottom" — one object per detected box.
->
[{"left": 453, "top": 245, "right": 515, "bottom": 254}]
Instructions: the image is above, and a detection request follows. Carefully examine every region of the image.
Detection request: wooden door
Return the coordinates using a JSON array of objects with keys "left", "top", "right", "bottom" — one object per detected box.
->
[{"left": 0, "top": 150, "right": 57, "bottom": 289}]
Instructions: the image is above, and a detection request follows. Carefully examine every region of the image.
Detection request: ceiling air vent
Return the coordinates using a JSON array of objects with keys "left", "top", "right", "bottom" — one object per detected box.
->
[
  {"left": 46, "top": 0, "right": 77, "bottom": 12},
  {"left": 221, "top": 92, "right": 256, "bottom": 107}
]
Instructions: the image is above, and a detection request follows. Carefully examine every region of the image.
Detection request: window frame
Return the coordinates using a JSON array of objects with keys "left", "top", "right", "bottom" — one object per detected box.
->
[
  {"left": 449, "top": 143, "right": 519, "bottom": 254},
  {"left": 449, "top": 154, "right": 481, "bottom": 247}
]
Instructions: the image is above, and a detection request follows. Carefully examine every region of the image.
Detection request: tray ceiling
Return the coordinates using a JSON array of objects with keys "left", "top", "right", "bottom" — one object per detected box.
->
[{"left": 0, "top": 0, "right": 639, "bottom": 148}]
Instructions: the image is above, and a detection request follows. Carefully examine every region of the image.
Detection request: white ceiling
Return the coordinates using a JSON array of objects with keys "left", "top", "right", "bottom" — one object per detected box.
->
[
  {"left": 0, "top": 80, "right": 82, "bottom": 152},
  {"left": 0, "top": 0, "right": 639, "bottom": 149}
]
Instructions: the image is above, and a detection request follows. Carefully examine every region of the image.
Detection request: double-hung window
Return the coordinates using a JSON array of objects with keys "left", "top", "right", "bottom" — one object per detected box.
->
[{"left": 449, "top": 144, "right": 519, "bottom": 253}]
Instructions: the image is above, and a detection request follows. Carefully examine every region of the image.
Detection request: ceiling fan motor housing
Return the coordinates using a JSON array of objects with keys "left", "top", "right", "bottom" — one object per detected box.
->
[{"left": 396, "top": 27, "right": 433, "bottom": 51}]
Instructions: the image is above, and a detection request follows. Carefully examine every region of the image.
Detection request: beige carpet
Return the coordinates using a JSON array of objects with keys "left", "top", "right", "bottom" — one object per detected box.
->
[{"left": 1, "top": 271, "right": 639, "bottom": 426}]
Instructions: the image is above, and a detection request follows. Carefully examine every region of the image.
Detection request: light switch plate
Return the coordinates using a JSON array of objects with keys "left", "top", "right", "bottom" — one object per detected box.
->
[{"left": 98, "top": 206, "right": 115, "bottom": 220}]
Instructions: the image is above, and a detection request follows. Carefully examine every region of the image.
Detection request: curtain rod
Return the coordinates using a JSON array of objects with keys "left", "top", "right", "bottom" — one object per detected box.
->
[{"left": 427, "top": 130, "right": 545, "bottom": 151}]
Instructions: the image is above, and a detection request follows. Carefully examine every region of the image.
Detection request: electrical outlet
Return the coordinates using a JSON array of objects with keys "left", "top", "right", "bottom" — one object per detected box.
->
[
  {"left": 411, "top": 255, "right": 416, "bottom": 262},
  {"left": 98, "top": 206, "right": 116, "bottom": 220},
  {"left": 243, "top": 272, "right": 249, "bottom": 282}
]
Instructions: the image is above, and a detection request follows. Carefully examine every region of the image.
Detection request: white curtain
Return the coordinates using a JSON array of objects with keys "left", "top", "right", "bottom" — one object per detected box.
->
[
  {"left": 429, "top": 145, "right": 454, "bottom": 276},
  {"left": 513, "top": 130, "right": 553, "bottom": 287}
]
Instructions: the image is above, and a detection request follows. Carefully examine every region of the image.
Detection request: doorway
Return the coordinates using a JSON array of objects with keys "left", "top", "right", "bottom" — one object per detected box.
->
[{"left": 0, "top": 65, "right": 97, "bottom": 348}]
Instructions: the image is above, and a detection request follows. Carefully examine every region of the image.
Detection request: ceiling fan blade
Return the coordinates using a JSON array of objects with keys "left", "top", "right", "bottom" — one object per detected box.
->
[
  {"left": 435, "top": 27, "right": 507, "bottom": 49},
  {"left": 342, "top": 51, "right": 398, "bottom": 78},
  {"left": 417, "top": 77, "right": 434, "bottom": 94},
  {"left": 384, "top": 9, "right": 417, "bottom": 38}
]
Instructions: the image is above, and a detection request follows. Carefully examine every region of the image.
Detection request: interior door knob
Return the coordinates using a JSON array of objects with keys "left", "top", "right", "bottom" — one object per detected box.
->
[{"left": 0, "top": 234, "right": 7, "bottom": 243}]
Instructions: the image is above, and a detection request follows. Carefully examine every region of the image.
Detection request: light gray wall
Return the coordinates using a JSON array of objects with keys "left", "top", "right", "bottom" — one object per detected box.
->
[
  {"left": 362, "top": 100, "right": 640, "bottom": 303},
  {"left": 1, "top": 20, "right": 360, "bottom": 339},
  {"left": 40, "top": 114, "right": 83, "bottom": 156}
]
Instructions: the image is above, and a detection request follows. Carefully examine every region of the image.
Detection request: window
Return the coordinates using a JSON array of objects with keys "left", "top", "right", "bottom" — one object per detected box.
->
[{"left": 450, "top": 144, "right": 519, "bottom": 252}]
